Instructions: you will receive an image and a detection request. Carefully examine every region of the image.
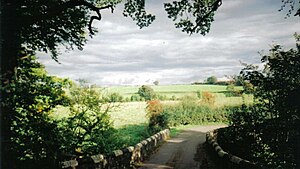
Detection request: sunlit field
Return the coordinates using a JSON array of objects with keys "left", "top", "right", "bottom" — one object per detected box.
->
[
  {"left": 104, "top": 84, "right": 244, "bottom": 99},
  {"left": 54, "top": 84, "right": 252, "bottom": 127}
]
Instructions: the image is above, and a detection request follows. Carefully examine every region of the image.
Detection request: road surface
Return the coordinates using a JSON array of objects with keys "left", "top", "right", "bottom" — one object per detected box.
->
[{"left": 139, "top": 125, "right": 226, "bottom": 169}]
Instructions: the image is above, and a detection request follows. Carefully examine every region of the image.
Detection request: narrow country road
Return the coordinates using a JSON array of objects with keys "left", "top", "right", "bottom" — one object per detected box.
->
[{"left": 139, "top": 125, "right": 226, "bottom": 169}]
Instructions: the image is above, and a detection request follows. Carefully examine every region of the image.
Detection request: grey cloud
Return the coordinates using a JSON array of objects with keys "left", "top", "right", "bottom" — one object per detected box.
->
[{"left": 38, "top": 0, "right": 299, "bottom": 85}]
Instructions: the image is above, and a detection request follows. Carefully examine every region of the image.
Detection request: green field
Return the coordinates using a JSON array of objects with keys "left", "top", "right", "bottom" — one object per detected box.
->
[
  {"left": 52, "top": 84, "right": 252, "bottom": 149},
  {"left": 104, "top": 84, "right": 243, "bottom": 99},
  {"left": 109, "top": 102, "right": 147, "bottom": 128},
  {"left": 53, "top": 84, "right": 252, "bottom": 128}
]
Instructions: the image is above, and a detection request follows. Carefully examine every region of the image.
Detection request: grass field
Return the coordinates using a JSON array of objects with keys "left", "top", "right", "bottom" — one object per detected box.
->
[
  {"left": 109, "top": 102, "right": 147, "bottom": 128},
  {"left": 52, "top": 84, "right": 252, "bottom": 149},
  {"left": 54, "top": 84, "right": 252, "bottom": 127},
  {"left": 103, "top": 84, "right": 243, "bottom": 99}
]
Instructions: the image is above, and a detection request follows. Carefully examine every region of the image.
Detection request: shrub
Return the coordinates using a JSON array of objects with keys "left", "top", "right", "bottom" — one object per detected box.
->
[
  {"left": 104, "top": 92, "right": 124, "bottom": 102},
  {"left": 206, "top": 76, "right": 218, "bottom": 84},
  {"left": 130, "top": 94, "right": 143, "bottom": 101},
  {"left": 161, "top": 97, "right": 231, "bottom": 127},
  {"left": 201, "top": 91, "right": 216, "bottom": 105},
  {"left": 146, "top": 100, "right": 168, "bottom": 133},
  {"left": 138, "top": 85, "right": 156, "bottom": 101},
  {"left": 157, "top": 94, "right": 168, "bottom": 101},
  {"left": 58, "top": 85, "right": 116, "bottom": 156},
  {"left": 218, "top": 37, "right": 300, "bottom": 168},
  {"left": 170, "top": 95, "right": 177, "bottom": 100},
  {"left": 0, "top": 55, "right": 70, "bottom": 169}
]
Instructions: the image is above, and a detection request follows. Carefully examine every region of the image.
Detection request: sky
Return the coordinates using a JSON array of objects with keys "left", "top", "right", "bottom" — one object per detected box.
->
[{"left": 38, "top": 0, "right": 300, "bottom": 86}]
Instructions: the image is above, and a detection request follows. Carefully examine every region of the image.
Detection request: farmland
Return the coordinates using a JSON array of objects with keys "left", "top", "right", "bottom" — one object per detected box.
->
[
  {"left": 54, "top": 84, "right": 253, "bottom": 128},
  {"left": 104, "top": 84, "right": 241, "bottom": 97}
]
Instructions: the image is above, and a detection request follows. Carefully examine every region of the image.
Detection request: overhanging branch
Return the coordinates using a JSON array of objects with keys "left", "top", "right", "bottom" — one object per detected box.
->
[{"left": 22, "top": 0, "right": 114, "bottom": 35}]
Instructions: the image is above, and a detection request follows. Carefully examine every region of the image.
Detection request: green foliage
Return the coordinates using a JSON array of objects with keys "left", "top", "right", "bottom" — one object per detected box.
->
[
  {"left": 224, "top": 84, "right": 242, "bottom": 97},
  {"left": 130, "top": 94, "right": 144, "bottom": 101},
  {"left": 226, "top": 84, "right": 235, "bottom": 92},
  {"left": 138, "top": 85, "right": 156, "bottom": 101},
  {"left": 104, "top": 92, "right": 124, "bottom": 102},
  {"left": 153, "top": 80, "right": 159, "bottom": 86},
  {"left": 123, "top": 0, "right": 155, "bottom": 28},
  {"left": 146, "top": 100, "right": 168, "bottom": 133},
  {"left": 220, "top": 37, "right": 300, "bottom": 168},
  {"left": 58, "top": 85, "right": 116, "bottom": 155},
  {"left": 206, "top": 76, "right": 218, "bottom": 84},
  {"left": 0, "top": 55, "right": 69, "bottom": 168},
  {"left": 161, "top": 96, "right": 231, "bottom": 127},
  {"left": 164, "top": 0, "right": 222, "bottom": 35},
  {"left": 242, "top": 41, "right": 300, "bottom": 120}
]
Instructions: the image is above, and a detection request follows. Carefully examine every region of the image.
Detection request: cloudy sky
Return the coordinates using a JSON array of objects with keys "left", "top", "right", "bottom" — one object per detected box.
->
[{"left": 38, "top": 0, "right": 300, "bottom": 86}]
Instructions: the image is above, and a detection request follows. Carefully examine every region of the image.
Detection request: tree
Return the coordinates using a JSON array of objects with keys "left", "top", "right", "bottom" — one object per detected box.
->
[
  {"left": 58, "top": 85, "right": 116, "bottom": 156},
  {"left": 0, "top": 0, "right": 223, "bottom": 77},
  {"left": 238, "top": 35, "right": 300, "bottom": 168},
  {"left": 153, "top": 80, "right": 159, "bottom": 86},
  {"left": 0, "top": 55, "right": 70, "bottom": 168},
  {"left": 206, "top": 76, "right": 217, "bottom": 84},
  {"left": 138, "top": 85, "right": 156, "bottom": 101},
  {"left": 1, "top": 0, "right": 299, "bottom": 167}
]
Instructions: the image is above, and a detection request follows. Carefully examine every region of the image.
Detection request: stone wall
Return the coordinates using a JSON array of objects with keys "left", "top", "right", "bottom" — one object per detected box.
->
[
  {"left": 60, "top": 129, "right": 170, "bottom": 169},
  {"left": 206, "top": 129, "right": 258, "bottom": 169}
]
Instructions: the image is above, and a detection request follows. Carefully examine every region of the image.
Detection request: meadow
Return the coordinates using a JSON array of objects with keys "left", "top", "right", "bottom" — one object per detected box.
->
[
  {"left": 104, "top": 84, "right": 244, "bottom": 100},
  {"left": 53, "top": 84, "right": 250, "bottom": 119},
  {"left": 52, "top": 84, "right": 253, "bottom": 150}
]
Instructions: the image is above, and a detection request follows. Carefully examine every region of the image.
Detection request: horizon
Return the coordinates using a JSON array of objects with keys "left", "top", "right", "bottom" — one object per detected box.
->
[{"left": 37, "top": 0, "right": 300, "bottom": 86}]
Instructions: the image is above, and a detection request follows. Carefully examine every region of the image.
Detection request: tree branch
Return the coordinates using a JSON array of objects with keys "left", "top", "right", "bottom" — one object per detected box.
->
[
  {"left": 191, "top": 0, "right": 222, "bottom": 33},
  {"left": 22, "top": 0, "right": 114, "bottom": 35}
]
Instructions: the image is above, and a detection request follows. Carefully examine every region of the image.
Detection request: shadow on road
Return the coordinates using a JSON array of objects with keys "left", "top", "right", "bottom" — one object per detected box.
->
[{"left": 139, "top": 125, "right": 226, "bottom": 169}]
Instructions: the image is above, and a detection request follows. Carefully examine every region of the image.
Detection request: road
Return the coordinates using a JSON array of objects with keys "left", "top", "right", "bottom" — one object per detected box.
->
[{"left": 139, "top": 125, "right": 226, "bottom": 169}]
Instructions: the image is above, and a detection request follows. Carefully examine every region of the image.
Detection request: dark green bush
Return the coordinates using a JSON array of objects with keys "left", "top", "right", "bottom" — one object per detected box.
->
[
  {"left": 138, "top": 85, "right": 156, "bottom": 101},
  {"left": 1, "top": 55, "right": 70, "bottom": 169},
  {"left": 218, "top": 37, "right": 300, "bottom": 168}
]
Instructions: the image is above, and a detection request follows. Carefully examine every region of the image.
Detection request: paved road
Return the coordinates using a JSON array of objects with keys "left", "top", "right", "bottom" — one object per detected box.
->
[{"left": 139, "top": 125, "right": 226, "bottom": 169}]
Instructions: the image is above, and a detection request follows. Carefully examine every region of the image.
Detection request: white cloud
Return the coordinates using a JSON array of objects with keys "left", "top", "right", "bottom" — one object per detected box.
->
[{"left": 38, "top": 0, "right": 299, "bottom": 86}]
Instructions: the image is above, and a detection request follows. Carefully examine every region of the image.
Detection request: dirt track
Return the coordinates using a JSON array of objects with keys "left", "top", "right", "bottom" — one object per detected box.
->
[{"left": 139, "top": 125, "right": 226, "bottom": 169}]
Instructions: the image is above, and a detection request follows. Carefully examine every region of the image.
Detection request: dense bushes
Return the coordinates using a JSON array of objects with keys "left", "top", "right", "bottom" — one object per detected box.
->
[
  {"left": 138, "top": 85, "right": 156, "bottom": 101},
  {"left": 160, "top": 96, "right": 237, "bottom": 127},
  {"left": 1, "top": 55, "right": 70, "bottom": 168},
  {"left": 0, "top": 55, "right": 124, "bottom": 168},
  {"left": 57, "top": 86, "right": 117, "bottom": 156},
  {"left": 104, "top": 92, "right": 124, "bottom": 102},
  {"left": 146, "top": 100, "right": 168, "bottom": 133},
  {"left": 217, "top": 36, "right": 300, "bottom": 168}
]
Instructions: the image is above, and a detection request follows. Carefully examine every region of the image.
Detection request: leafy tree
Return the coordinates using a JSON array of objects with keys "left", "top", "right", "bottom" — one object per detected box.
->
[
  {"left": 153, "top": 80, "right": 159, "bottom": 86},
  {"left": 1, "top": 0, "right": 299, "bottom": 168},
  {"left": 0, "top": 54, "right": 70, "bottom": 168},
  {"left": 58, "top": 85, "right": 116, "bottom": 156},
  {"left": 1, "top": 2, "right": 222, "bottom": 162},
  {"left": 164, "top": 0, "right": 222, "bottom": 35},
  {"left": 231, "top": 35, "right": 300, "bottom": 168},
  {"left": 241, "top": 35, "right": 300, "bottom": 121},
  {"left": 206, "top": 76, "right": 217, "bottom": 84},
  {"left": 138, "top": 85, "right": 156, "bottom": 101}
]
